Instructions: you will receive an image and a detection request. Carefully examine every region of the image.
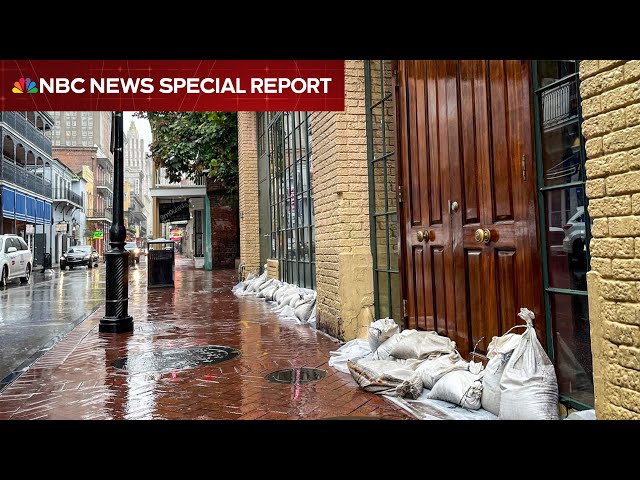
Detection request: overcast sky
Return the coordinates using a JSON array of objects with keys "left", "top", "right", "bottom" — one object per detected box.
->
[{"left": 124, "top": 111, "right": 152, "bottom": 152}]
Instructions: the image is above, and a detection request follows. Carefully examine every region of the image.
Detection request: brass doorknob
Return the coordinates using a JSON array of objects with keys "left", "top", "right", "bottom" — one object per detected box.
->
[
  {"left": 417, "top": 230, "right": 425, "bottom": 242},
  {"left": 474, "top": 228, "right": 491, "bottom": 244},
  {"left": 450, "top": 201, "right": 460, "bottom": 213}
]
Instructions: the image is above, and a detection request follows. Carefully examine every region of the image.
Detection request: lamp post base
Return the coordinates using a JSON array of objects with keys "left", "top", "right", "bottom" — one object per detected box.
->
[{"left": 99, "top": 316, "right": 134, "bottom": 333}]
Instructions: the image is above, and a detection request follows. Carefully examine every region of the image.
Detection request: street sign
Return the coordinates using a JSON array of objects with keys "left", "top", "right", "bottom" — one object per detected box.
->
[
  {"left": 55, "top": 222, "right": 68, "bottom": 233},
  {"left": 26, "top": 224, "right": 35, "bottom": 235},
  {"left": 93, "top": 230, "right": 104, "bottom": 239}
]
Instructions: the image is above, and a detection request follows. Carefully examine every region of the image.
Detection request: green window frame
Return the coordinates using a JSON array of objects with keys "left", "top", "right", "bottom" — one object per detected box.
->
[
  {"left": 532, "top": 60, "right": 593, "bottom": 410},
  {"left": 365, "top": 60, "right": 401, "bottom": 322},
  {"left": 257, "top": 112, "right": 316, "bottom": 289}
]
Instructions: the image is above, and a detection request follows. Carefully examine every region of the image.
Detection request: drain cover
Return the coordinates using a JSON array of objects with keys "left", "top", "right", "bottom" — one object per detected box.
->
[
  {"left": 265, "top": 368, "right": 327, "bottom": 384},
  {"left": 112, "top": 345, "right": 240, "bottom": 373}
]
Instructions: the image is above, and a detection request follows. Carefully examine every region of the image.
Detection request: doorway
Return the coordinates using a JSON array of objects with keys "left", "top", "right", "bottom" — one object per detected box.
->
[{"left": 395, "top": 60, "right": 544, "bottom": 357}]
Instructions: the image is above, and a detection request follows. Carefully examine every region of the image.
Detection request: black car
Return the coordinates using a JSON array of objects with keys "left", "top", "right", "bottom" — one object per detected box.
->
[{"left": 60, "top": 246, "right": 99, "bottom": 270}]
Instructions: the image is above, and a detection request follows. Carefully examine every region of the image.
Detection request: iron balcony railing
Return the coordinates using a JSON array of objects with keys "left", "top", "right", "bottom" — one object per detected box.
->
[
  {"left": 1, "top": 157, "right": 52, "bottom": 198},
  {"left": 541, "top": 80, "right": 578, "bottom": 130},
  {"left": 96, "top": 175, "right": 113, "bottom": 191},
  {"left": 86, "top": 207, "right": 113, "bottom": 221},
  {"left": 0, "top": 111, "right": 53, "bottom": 155},
  {"left": 52, "top": 187, "right": 83, "bottom": 207},
  {"left": 155, "top": 167, "right": 206, "bottom": 187}
]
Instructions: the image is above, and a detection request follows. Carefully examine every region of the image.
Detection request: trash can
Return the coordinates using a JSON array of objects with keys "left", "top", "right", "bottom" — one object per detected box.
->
[
  {"left": 43, "top": 252, "right": 52, "bottom": 270},
  {"left": 147, "top": 238, "right": 175, "bottom": 288}
]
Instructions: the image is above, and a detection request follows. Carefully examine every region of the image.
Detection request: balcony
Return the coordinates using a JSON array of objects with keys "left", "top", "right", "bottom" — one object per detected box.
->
[
  {"left": 1, "top": 157, "right": 52, "bottom": 198},
  {"left": 52, "top": 187, "right": 83, "bottom": 207},
  {"left": 541, "top": 80, "right": 578, "bottom": 131},
  {"left": 149, "top": 167, "right": 206, "bottom": 198},
  {"left": 96, "top": 175, "right": 113, "bottom": 193},
  {"left": 86, "top": 208, "right": 113, "bottom": 222},
  {"left": 0, "top": 111, "right": 52, "bottom": 155}
]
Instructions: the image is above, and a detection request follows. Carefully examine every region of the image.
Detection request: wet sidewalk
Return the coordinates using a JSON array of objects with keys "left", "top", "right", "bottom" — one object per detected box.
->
[{"left": 0, "top": 262, "right": 412, "bottom": 420}]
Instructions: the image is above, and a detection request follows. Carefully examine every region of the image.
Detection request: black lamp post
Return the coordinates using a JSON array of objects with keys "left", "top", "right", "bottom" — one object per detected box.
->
[{"left": 99, "top": 111, "right": 133, "bottom": 333}]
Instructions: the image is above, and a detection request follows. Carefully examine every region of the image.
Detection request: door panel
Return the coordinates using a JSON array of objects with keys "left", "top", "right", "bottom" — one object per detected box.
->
[
  {"left": 397, "top": 60, "right": 544, "bottom": 359},
  {"left": 399, "top": 60, "right": 456, "bottom": 337}
]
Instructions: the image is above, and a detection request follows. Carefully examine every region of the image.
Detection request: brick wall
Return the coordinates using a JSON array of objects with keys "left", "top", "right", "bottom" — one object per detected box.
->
[
  {"left": 237, "top": 112, "right": 261, "bottom": 275},
  {"left": 207, "top": 179, "right": 238, "bottom": 269},
  {"left": 53, "top": 146, "right": 98, "bottom": 203},
  {"left": 312, "top": 60, "right": 375, "bottom": 341},
  {"left": 581, "top": 60, "right": 640, "bottom": 419}
]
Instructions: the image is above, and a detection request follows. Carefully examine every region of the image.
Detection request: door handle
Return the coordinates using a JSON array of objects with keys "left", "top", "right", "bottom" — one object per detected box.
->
[
  {"left": 417, "top": 230, "right": 434, "bottom": 242},
  {"left": 450, "top": 200, "right": 460, "bottom": 213},
  {"left": 474, "top": 228, "right": 491, "bottom": 244}
]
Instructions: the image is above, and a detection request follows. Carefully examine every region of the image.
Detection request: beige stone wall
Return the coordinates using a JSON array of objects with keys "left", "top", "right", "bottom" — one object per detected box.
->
[
  {"left": 237, "top": 112, "right": 261, "bottom": 276},
  {"left": 312, "top": 60, "right": 374, "bottom": 341},
  {"left": 581, "top": 60, "right": 640, "bottom": 419}
]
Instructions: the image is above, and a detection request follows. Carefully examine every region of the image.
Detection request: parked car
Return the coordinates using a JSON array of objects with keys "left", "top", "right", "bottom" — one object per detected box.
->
[
  {"left": 0, "top": 234, "right": 33, "bottom": 287},
  {"left": 562, "top": 206, "right": 586, "bottom": 259},
  {"left": 60, "top": 246, "right": 99, "bottom": 270},
  {"left": 125, "top": 241, "right": 141, "bottom": 263}
]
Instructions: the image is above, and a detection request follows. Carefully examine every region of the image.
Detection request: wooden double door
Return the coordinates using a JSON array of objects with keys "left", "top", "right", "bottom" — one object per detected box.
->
[{"left": 396, "top": 60, "right": 544, "bottom": 357}]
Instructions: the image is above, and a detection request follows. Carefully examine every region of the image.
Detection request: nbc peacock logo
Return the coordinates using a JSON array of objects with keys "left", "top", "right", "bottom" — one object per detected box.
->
[{"left": 12, "top": 77, "right": 38, "bottom": 94}]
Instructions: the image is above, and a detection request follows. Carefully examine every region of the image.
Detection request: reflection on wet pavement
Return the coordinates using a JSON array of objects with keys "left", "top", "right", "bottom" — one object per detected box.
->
[
  {"left": 0, "top": 262, "right": 117, "bottom": 388},
  {"left": 0, "top": 261, "right": 412, "bottom": 420}
]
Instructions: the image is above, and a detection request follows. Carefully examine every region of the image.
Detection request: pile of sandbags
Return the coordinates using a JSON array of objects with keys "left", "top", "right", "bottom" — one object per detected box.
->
[
  {"left": 342, "top": 308, "right": 560, "bottom": 418},
  {"left": 232, "top": 270, "right": 317, "bottom": 326}
]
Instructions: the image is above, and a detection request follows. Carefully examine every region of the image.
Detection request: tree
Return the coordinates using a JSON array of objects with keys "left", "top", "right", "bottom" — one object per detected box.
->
[{"left": 138, "top": 112, "right": 238, "bottom": 194}]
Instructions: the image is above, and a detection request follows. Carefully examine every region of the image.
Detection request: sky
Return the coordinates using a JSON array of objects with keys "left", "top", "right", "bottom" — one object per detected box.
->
[{"left": 123, "top": 111, "right": 152, "bottom": 152}]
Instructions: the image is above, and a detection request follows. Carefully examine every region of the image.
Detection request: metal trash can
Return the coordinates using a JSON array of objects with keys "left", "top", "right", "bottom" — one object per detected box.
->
[
  {"left": 147, "top": 238, "right": 175, "bottom": 288},
  {"left": 43, "top": 252, "right": 52, "bottom": 270}
]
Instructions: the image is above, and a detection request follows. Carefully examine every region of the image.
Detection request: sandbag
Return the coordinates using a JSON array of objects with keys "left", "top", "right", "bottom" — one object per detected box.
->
[
  {"left": 481, "top": 332, "right": 522, "bottom": 416},
  {"left": 261, "top": 283, "right": 281, "bottom": 301},
  {"left": 274, "top": 285, "right": 293, "bottom": 304},
  {"left": 372, "top": 330, "right": 416, "bottom": 360},
  {"left": 426, "top": 369, "right": 483, "bottom": 410},
  {"left": 348, "top": 359, "right": 423, "bottom": 399},
  {"left": 246, "top": 272, "right": 268, "bottom": 292},
  {"left": 368, "top": 318, "right": 400, "bottom": 352},
  {"left": 329, "top": 339, "right": 372, "bottom": 373},
  {"left": 295, "top": 297, "right": 316, "bottom": 323},
  {"left": 499, "top": 308, "right": 559, "bottom": 420},
  {"left": 389, "top": 331, "right": 456, "bottom": 360},
  {"left": 565, "top": 409, "right": 596, "bottom": 420},
  {"left": 256, "top": 279, "right": 276, "bottom": 298},
  {"left": 416, "top": 350, "right": 468, "bottom": 389}
]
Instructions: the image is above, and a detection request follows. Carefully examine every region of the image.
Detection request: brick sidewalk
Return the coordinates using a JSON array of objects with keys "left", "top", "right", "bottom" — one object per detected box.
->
[{"left": 0, "top": 265, "right": 412, "bottom": 420}]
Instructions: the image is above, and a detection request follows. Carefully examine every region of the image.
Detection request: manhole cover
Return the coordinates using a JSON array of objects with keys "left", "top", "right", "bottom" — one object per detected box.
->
[
  {"left": 112, "top": 345, "right": 240, "bottom": 373},
  {"left": 265, "top": 368, "right": 327, "bottom": 384}
]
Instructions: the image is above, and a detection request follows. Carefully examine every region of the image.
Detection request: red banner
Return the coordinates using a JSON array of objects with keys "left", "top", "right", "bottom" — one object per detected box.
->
[{"left": 0, "top": 60, "right": 344, "bottom": 111}]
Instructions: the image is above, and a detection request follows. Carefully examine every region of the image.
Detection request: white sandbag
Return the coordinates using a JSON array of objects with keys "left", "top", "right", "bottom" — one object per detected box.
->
[
  {"left": 348, "top": 359, "right": 423, "bottom": 399},
  {"left": 274, "top": 285, "right": 295, "bottom": 304},
  {"left": 389, "top": 331, "right": 456, "bottom": 360},
  {"left": 329, "top": 339, "right": 372, "bottom": 373},
  {"left": 279, "top": 305, "right": 298, "bottom": 321},
  {"left": 427, "top": 369, "right": 483, "bottom": 409},
  {"left": 246, "top": 272, "right": 268, "bottom": 292},
  {"left": 416, "top": 350, "right": 468, "bottom": 389},
  {"left": 565, "top": 409, "right": 596, "bottom": 420},
  {"left": 372, "top": 329, "right": 416, "bottom": 360},
  {"left": 368, "top": 318, "right": 400, "bottom": 352},
  {"left": 295, "top": 297, "right": 316, "bottom": 323},
  {"left": 231, "top": 282, "right": 245, "bottom": 295},
  {"left": 499, "top": 308, "right": 559, "bottom": 420},
  {"left": 256, "top": 279, "right": 276, "bottom": 298},
  {"left": 261, "top": 283, "right": 281, "bottom": 301},
  {"left": 481, "top": 332, "right": 523, "bottom": 416}
]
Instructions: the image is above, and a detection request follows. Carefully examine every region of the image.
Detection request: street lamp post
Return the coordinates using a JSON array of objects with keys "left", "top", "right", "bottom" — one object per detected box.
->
[{"left": 99, "top": 111, "right": 133, "bottom": 333}]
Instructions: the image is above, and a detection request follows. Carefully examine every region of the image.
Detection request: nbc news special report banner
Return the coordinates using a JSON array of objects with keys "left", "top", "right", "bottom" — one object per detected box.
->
[{"left": 0, "top": 60, "right": 344, "bottom": 111}]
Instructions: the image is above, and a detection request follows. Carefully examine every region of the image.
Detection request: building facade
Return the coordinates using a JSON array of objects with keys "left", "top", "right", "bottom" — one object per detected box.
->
[
  {"left": 51, "top": 112, "right": 114, "bottom": 256},
  {"left": 124, "top": 120, "right": 149, "bottom": 239},
  {"left": 236, "top": 60, "right": 640, "bottom": 419},
  {"left": 1, "top": 111, "right": 54, "bottom": 267},
  {"left": 51, "top": 158, "right": 86, "bottom": 263}
]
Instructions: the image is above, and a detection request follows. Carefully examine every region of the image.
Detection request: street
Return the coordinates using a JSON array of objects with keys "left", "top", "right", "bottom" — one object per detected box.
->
[{"left": 0, "top": 260, "right": 146, "bottom": 389}]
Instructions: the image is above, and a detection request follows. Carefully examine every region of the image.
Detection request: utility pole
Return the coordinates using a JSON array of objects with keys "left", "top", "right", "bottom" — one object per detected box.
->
[{"left": 99, "top": 112, "right": 133, "bottom": 333}]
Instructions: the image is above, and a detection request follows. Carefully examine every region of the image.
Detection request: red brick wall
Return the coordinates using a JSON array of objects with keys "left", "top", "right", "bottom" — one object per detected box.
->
[
  {"left": 207, "top": 179, "right": 238, "bottom": 268},
  {"left": 52, "top": 147, "right": 97, "bottom": 199}
]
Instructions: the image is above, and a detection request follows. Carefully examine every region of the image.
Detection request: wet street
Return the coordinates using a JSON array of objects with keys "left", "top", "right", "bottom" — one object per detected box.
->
[
  {"left": 0, "top": 260, "right": 145, "bottom": 389},
  {"left": 0, "top": 260, "right": 411, "bottom": 420}
]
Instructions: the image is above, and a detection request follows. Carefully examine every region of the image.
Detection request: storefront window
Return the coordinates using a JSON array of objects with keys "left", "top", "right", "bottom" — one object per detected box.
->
[
  {"left": 365, "top": 60, "right": 400, "bottom": 322},
  {"left": 533, "top": 60, "right": 593, "bottom": 408},
  {"left": 257, "top": 112, "right": 315, "bottom": 289}
]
